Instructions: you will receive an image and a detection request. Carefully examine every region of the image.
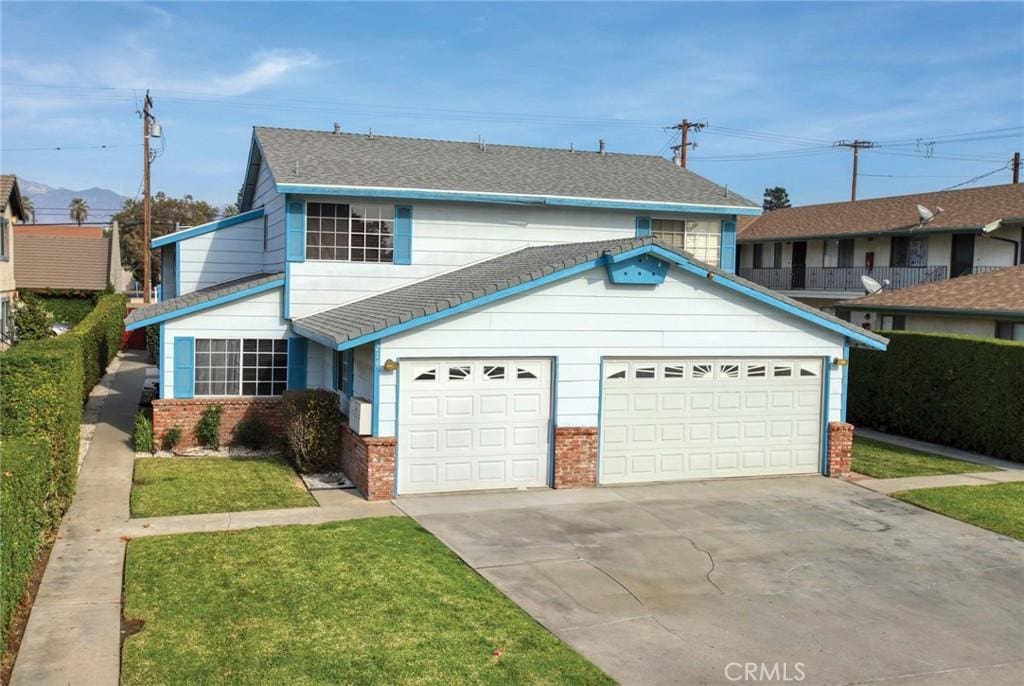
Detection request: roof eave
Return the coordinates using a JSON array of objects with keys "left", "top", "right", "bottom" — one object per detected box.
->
[
  {"left": 839, "top": 303, "right": 1024, "bottom": 319},
  {"left": 738, "top": 224, "right": 987, "bottom": 244}
]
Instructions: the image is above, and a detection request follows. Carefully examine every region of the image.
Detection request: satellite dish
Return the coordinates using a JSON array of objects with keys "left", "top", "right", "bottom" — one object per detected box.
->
[
  {"left": 916, "top": 204, "right": 934, "bottom": 224},
  {"left": 861, "top": 275, "right": 883, "bottom": 294}
]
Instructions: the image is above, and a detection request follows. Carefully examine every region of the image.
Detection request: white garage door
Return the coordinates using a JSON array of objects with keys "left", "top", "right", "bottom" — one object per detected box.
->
[
  {"left": 600, "top": 358, "right": 823, "bottom": 484},
  {"left": 398, "top": 359, "right": 552, "bottom": 494}
]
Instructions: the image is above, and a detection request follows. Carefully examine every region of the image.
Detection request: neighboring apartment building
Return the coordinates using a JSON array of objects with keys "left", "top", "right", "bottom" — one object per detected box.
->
[
  {"left": 14, "top": 223, "right": 132, "bottom": 294},
  {"left": 0, "top": 174, "right": 28, "bottom": 345},
  {"left": 125, "top": 126, "right": 885, "bottom": 499},
  {"left": 737, "top": 184, "right": 1024, "bottom": 309}
]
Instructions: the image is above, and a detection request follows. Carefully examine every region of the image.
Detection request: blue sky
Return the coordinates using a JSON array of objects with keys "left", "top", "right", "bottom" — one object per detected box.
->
[{"left": 2, "top": 1, "right": 1022, "bottom": 210}]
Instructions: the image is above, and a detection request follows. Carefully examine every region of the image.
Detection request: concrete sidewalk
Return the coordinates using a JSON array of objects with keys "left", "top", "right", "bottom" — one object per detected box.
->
[
  {"left": 10, "top": 351, "right": 399, "bottom": 686},
  {"left": 857, "top": 428, "right": 1023, "bottom": 471}
]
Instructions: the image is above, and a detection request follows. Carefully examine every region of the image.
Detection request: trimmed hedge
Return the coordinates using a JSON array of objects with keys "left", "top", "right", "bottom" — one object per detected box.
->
[
  {"left": 65, "top": 294, "right": 127, "bottom": 401},
  {"left": 0, "top": 438, "right": 51, "bottom": 648},
  {"left": 849, "top": 331, "right": 1024, "bottom": 461},
  {"left": 37, "top": 295, "right": 97, "bottom": 327}
]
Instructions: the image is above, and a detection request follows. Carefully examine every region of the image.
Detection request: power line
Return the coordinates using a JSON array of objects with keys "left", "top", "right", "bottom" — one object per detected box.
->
[
  {"left": 1, "top": 143, "right": 141, "bottom": 152},
  {"left": 941, "top": 163, "right": 1013, "bottom": 191}
]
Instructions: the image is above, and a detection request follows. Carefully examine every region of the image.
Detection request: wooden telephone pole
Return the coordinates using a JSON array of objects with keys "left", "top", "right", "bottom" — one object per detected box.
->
[
  {"left": 142, "top": 91, "right": 154, "bottom": 303},
  {"left": 833, "top": 139, "right": 877, "bottom": 201},
  {"left": 670, "top": 119, "right": 706, "bottom": 168},
  {"left": 1013, "top": 152, "right": 1021, "bottom": 184}
]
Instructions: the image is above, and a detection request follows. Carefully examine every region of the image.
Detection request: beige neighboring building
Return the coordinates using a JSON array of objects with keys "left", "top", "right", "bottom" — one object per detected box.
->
[
  {"left": 13, "top": 223, "right": 132, "bottom": 295},
  {"left": 1, "top": 174, "right": 28, "bottom": 344},
  {"left": 838, "top": 265, "right": 1024, "bottom": 341}
]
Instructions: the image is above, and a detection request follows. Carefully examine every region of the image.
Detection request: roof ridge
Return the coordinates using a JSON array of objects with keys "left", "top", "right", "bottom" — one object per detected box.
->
[{"left": 754, "top": 183, "right": 1023, "bottom": 216}]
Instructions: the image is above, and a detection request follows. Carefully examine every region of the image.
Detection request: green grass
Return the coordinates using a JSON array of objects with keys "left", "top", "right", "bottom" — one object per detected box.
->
[
  {"left": 852, "top": 437, "right": 992, "bottom": 479},
  {"left": 131, "top": 456, "right": 316, "bottom": 518},
  {"left": 894, "top": 482, "right": 1024, "bottom": 541},
  {"left": 122, "top": 518, "right": 613, "bottom": 685}
]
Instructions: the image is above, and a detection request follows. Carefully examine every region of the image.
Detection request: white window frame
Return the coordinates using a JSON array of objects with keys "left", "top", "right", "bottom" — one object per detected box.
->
[
  {"left": 194, "top": 338, "right": 288, "bottom": 397},
  {"left": 651, "top": 217, "right": 721, "bottom": 266},
  {"left": 305, "top": 201, "right": 395, "bottom": 263}
]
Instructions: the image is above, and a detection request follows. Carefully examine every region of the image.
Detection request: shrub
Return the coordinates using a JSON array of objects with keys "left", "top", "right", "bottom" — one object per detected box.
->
[
  {"left": 282, "top": 390, "right": 343, "bottom": 473},
  {"left": 232, "top": 416, "right": 269, "bottom": 449},
  {"left": 163, "top": 426, "right": 183, "bottom": 452},
  {"left": 65, "top": 293, "right": 127, "bottom": 402},
  {"left": 849, "top": 331, "right": 1024, "bottom": 461},
  {"left": 0, "top": 438, "right": 51, "bottom": 648},
  {"left": 13, "top": 292, "right": 54, "bottom": 341},
  {"left": 36, "top": 294, "right": 97, "bottom": 327},
  {"left": 134, "top": 412, "right": 154, "bottom": 453},
  {"left": 145, "top": 325, "right": 160, "bottom": 364},
  {"left": 196, "top": 405, "right": 223, "bottom": 449}
]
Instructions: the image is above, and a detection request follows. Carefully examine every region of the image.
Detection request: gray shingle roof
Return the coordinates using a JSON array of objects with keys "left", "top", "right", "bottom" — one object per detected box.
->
[
  {"left": 125, "top": 272, "right": 283, "bottom": 326},
  {"left": 294, "top": 238, "right": 886, "bottom": 349},
  {"left": 254, "top": 127, "right": 757, "bottom": 208}
]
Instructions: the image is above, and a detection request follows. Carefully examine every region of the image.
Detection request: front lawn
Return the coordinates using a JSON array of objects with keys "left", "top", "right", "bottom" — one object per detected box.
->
[
  {"left": 894, "top": 482, "right": 1024, "bottom": 541},
  {"left": 122, "top": 518, "right": 612, "bottom": 685},
  {"left": 852, "top": 437, "right": 992, "bottom": 479},
  {"left": 131, "top": 456, "right": 316, "bottom": 518}
]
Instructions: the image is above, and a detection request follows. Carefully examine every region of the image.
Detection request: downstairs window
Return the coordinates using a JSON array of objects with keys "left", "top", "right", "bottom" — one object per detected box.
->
[{"left": 194, "top": 338, "right": 288, "bottom": 396}]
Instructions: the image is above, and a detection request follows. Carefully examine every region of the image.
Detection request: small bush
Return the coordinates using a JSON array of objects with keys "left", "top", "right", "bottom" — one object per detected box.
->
[
  {"left": 13, "top": 292, "right": 54, "bottom": 341},
  {"left": 145, "top": 325, "right": 160, "bottom": 364},
  {"left": 134, "top": 412, "right": 154, "bottom": 453},
  {"left": 196, "top": 405, "right": 223, "bottom": 449},
  {"left": 282, "top": 390, "right": 343, "bottom": 473},
  {"left": 232, "top": 416, "right": 269, "bottom": 449},
  {"left": 163, "top": 426, "right": 182, "bottom": 452}
]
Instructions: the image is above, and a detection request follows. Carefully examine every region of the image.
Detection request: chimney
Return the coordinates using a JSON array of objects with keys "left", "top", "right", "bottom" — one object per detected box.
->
[
  {"left": 333, "top": 122, "right": 342, "bottom": 135},
  {"left": 598, "top": 139, "right": 606, "bottom": 155}
]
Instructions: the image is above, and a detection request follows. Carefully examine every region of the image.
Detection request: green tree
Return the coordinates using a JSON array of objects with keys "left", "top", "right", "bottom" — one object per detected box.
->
[
  {"left": 762, "top": 187, "right": 791, "bottom": 212},
  {"left": 113, "top": 193, "right": 219, "bottom": 282},
  {"left": 13, "top": 293, "right": 54, "bottom": 340},
  {"left": 22, "top": 196, "right": 36, "bottom": 223},
  {"left": 222, "top": 203, "right": 239, "bottom": 217},
  {"left": 68, "top": 197, "right": 89, "bottom": 225}
]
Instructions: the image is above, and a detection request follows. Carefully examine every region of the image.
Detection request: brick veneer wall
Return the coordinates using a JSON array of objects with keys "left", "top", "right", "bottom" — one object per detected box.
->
[
  {"left": 341, "top": 423, "right": 396, "bottom": 500},
  {"left": 828, "top": 421, "right": 855, "bottom": 477},
  {"left": 553, "top": 426, "right": 599, "bottom": 488},
  {"left": 151, "top": 397, "right": 284, "bottom": 450}
]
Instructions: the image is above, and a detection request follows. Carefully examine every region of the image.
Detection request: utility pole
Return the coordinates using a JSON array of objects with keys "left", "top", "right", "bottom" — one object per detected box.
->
[
  {"left": 141, "top": 91, "right": 154, "bottom": 303},
  {"left": 1013, "top": 152, "right": 1021, "bottom": 184},
  {"left": 670, "top": 119, "right": 706, "bottom": 168},
  {"left": 833, "top": 139, "right": 877, "bottom": 201}
]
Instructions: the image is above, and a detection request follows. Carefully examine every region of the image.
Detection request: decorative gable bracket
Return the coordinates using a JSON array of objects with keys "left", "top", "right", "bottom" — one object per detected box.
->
[{"left": 605, "top": 253, "right": 669, "bottom": 285}]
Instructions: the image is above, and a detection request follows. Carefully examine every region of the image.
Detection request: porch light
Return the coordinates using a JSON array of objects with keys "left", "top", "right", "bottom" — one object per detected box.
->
[
  {"left": 833, "top": 357, "right": 848, "bottom": 367},
  {"left": 383, "top": 359, "right": 400, "bottom": 372}
]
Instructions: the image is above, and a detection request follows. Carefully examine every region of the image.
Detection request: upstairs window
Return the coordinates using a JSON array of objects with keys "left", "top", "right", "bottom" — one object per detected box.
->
[
  {"left": 652, "top": 219, "right": 720, "bottom": 266},
  {"left": 823, "top": 239, "right": 854, "bottom": 268},
  {"left": 306, "top": 202, "right": 394, "bottom": 263},
  {"left": 890, "top": 236, "right": 928, "bottom": 268}
]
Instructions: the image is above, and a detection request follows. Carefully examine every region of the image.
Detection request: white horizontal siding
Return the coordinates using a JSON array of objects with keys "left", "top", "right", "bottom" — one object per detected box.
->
[
  {"left": 161, "top": 288, "right": 288, "bottom": 399},
  {"left": 287, "top": 198, "right": 732, "bottom": 318},
  {"left": 178, "top": 219, "right": 265, "bottom": 294},
  {"left": 378, "top": 265, "right": 846, "bottom": 436},
  {"left": 256, "top": 160, "right": 286, "bottom": 272}
]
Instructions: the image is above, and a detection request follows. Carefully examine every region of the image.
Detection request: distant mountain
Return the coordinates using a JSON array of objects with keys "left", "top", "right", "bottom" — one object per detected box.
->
[{"left": 18, "top": 179, "right": 128, "bottom": 224}]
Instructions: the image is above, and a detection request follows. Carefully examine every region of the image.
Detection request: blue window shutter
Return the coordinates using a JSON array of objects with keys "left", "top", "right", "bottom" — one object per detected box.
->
[
  {"left": 394, "top": 205, "right": 413, "bottom": 265},
  {"left": 286, "top": 199, "right": 306, "bottom": 263},
  {"left": 331, "top": 350, "right": 340, "bottom": 390},
  {"left": 635, "top": 216, "right": 652, "bottom": 237},
  {"left": 721, "top": 219, "right": 737, "bottom": 273},
  {"left": 172, "top": 337, "right": 195, "bottom": 399},
  {"left": 287, "top": 338, "right": 308, "bottom": 390}
]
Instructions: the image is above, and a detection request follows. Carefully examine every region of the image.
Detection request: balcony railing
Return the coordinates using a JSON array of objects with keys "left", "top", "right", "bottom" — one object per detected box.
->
[{"left": 737, "top": 265, "right": 950, "bottom": 292}]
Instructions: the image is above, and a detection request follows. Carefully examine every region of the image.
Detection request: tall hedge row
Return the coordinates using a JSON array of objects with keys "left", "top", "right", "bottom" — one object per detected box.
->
[
  {"left": 37, "top": 295, "right": 97, "bottom": 327},
  {"left": 0, "top": 293, "right": 126, "bottom": 649},
  {"left": 849, "top": 331, "right": 1024, "bottom": 461}
]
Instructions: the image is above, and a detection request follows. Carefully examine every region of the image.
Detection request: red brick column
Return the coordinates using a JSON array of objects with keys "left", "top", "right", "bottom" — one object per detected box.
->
[
  {"left": 341, "top": 423, "right": 396, "bottom": 500},
  {"left": 828, "top": 421, "right": 855, "bottom": 477},
  {"left": 151, "top": 397, "right": 284, "bottom": 450},
  {"left": 553, "top": 426, "right": 599, "bottom": 488}
]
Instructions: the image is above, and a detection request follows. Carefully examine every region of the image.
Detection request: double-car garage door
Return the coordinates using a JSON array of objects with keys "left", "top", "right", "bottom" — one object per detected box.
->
[{"left": 397, "top": 357, "right": 823, "bottom": 494}]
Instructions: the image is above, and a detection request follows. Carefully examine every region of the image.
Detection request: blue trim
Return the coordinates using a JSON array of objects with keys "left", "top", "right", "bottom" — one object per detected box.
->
[
  {"left": 124, "top": 278, "right": 285, "bottom": 330},
  {"left": 301, "top": 243, "right": 887, "bottom": 352},
  {"left": 285, "top": 196, "right": 306, "bottom": 262},
  {"left": 635, "top": 216, "right": 652, "bottom": 237},
  {"left": 277, "top": 183, "right": 762, "bottom": 216},
  {"left": 331, "top": 349, "right": 339, "bottom": 391},
  {"left": 393, "top": 357, "right": 401, "bottom": 497},
  {"left": 345, "top": 349, "right": 355, "bottom": 395},
  {"left": 174, "top": 244, "right": 181, "bottom": 297},
  {"left": 549, "top": 356, "right": 558, "bottom": 487},
  {"left": 158, "top": 323, "right": 165, "bottom": 399},
  {"left": 287, "top": 337, "right": 308, "bottom": 390},
  {"left": 372, "top": 341, "right": 381, "bottom": 437},
  {"left": 596, "top": 356, "right": 604, "bottom": 485},
  {"left": 841, "top": 340, "right": 850, "bottom": 422},
  {"left": 606, "top": 254, "right": 668, "bottom": 284},
  {"left": 283, "top": 262, "right": 291, "bottom": 320},
  {"left": 394, "top": 205, "right": 413, "bottom": 265},
  {"left": 721, "top": 218, "right": 737, "bottom": 274},
  {"left": 172, "top": 336, "right": 195, "bottom": 399},
  {"left": 151, "top": 208, "right": 265, "bottom": 248},
  {"left": 821, "top": 356, "right": 832, "bottom": 476}
]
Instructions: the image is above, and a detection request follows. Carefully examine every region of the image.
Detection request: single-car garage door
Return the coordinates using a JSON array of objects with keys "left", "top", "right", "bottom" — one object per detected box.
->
[
  {"left": 398, "top": 358, "right": 552, "bottom": 494},
  {"left": 600, "top": 358, "right": 823, "bottom": 484}
]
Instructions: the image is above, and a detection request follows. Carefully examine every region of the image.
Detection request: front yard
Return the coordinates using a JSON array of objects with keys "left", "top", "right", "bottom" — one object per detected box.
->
[
  {"left": 894, "top": 482, "right": 1024, "bottom": 541},
  {"left": 131, "top": 456, "right": 316, "bottom": 517},
  {"left": 852, "top": 437, "right": 991, "bottom": 479},
  {"left": 122, "top": 518, "right": 612, "bottom": 685}
]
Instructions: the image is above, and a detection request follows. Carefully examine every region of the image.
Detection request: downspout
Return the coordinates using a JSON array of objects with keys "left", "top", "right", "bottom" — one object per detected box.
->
[{"left": 983, "top": 233, "right": 1020, "bottom": 265}]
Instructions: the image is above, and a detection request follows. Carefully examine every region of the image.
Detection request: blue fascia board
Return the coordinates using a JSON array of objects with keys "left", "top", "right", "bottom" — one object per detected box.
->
[
  {"left": 174, "top": 244, "right": 181, "bottom": 297},
  {"left": 158, "top": 323, "right": 165, "bottom": 399},
  {"left": 372, "top": 341, "right": 381, "bottom": 437},
  {"left": 151, "top": 208, "right": 265, "bottom": 248},
  {"left": 125, "top": 279, "right": 285, "bottom": 330},
  {"left": 311, "top": 242, "right": 884, "bottom": 352},
  {"left": 821, "top": 355, "right": 832, "bottom": 476},
  {"left": 276, "top": 183, "right": 761, "bottom": 217},
  {"left": 841, "top": 339, "right": 850, "bottom": 422}
]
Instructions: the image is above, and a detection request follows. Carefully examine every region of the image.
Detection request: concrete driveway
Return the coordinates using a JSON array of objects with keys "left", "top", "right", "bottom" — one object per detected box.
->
[{"left": 398, "top": 477, "right": 1024, "bottom": 686}]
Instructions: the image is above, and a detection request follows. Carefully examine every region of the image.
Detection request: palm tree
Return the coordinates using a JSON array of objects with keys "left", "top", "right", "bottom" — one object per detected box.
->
[
  {"left": 68, "top": 197, "right": 89, "bottom": 226},
  {"left": 22, "top": 196, "right": 36, "bottom": 223}
]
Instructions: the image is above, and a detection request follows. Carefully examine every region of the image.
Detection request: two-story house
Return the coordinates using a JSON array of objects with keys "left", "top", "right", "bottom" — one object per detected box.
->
[
  {"left": 1, "top": 174, "right": 28, "bottom": 347},
  {"left": 737, "top": 184, "right": 1024, "bottom": 310},
  {"left": 125, "top": 126, "right": 886, "bottom": 499}
]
